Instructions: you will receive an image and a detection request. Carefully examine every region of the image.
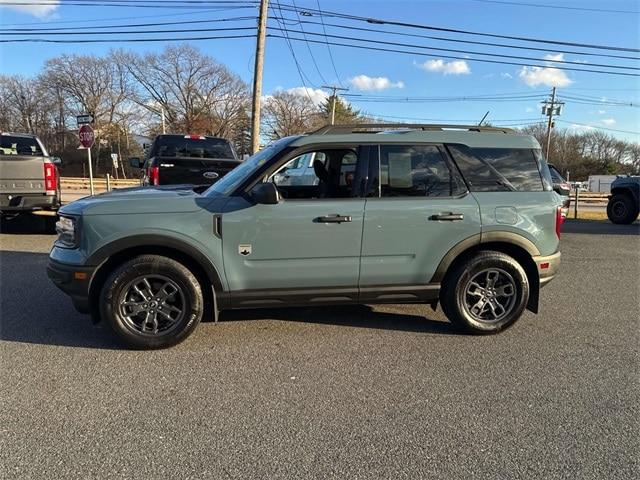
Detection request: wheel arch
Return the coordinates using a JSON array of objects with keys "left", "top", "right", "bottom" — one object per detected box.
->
[
  {"left": 87, "top": 236, "right": 224, "bottom": 323},
  {"left": 432, "top": 234, "right": 541, "bottom": 313},
  {"left": 611, "top": 185, "right": 639, "bottom": 204}
]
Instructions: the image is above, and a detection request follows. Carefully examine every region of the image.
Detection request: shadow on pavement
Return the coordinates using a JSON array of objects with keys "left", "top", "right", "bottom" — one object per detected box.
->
[
  {"left": 0, "top": 214, "right": 57, "bottom": 235},
  {"left": 1, "top": 250, "right": 455, "bottom": 349},
  {"left": 562, "top": 219, "right": 639, "bottom": 236},
  {"left": 220, "top": 305, "right": 457, "bottom": 335}
]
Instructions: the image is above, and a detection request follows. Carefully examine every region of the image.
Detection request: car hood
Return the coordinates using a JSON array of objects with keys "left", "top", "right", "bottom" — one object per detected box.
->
[{"left": 59, "top": 185, "right": 212, "bottom": 216}]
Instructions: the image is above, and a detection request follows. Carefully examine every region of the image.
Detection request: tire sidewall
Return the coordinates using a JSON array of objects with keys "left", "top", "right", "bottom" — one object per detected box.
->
[
  {"left": 453, "top": 253, "right": 529, "bottom": 333},
  {"left": 101, "top": 256, "right": 203, "bottom": 349},
  {"left": 607, "top": 194, "right": 637, "bottom": 225}
]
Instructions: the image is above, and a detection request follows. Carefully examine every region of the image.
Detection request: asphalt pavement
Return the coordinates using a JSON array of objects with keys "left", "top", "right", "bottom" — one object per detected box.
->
[{"left": 1, "top": 218, "right": 638, "bottom": 479}]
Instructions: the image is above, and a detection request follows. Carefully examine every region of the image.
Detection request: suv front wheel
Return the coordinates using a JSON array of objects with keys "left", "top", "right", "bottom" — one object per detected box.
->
[
  {"left": 100, "top": 255, "right": 203, "bottom": 349},
  {"left": 441, "top": 251, "right": 529, "bottom": 334}
]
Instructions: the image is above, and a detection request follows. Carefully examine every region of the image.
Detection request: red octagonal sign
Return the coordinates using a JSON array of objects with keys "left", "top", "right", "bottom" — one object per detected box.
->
[{"left": 78, "top": 124, "right": 95, "bottom": 149}]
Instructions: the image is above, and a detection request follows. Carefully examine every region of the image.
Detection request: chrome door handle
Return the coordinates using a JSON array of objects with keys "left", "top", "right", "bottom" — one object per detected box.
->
[
  {"left": 315, "top": 214, "right": 352, "bottom": 223},
  {"left": 429, "top": 213, "right": 464, "bottom": 221}
]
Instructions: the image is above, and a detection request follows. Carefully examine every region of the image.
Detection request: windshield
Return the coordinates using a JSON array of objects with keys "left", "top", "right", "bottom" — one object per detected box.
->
[
  {"left": 152, "top": 135, "right": 235, "bottom": 160},
  {"left": 204, "top": 137, "right": 297, "bottom": 196}
]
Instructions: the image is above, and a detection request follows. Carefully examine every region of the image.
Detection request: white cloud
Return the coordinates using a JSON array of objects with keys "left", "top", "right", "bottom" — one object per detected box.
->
[
  {"left": 569, "top": 124, "right": 595, "bottom": 131},
  {"left": 0, "top": 0, "right": 59, "bottom": 18},
  {"left": 416, "top": 59, "right": 471, "bottom": 75},
  {"left": 597, "top": 110, "right": 607, "bottom": 115},
  {"left": 518, "top": 53, "right": 573, "bottom": 87},
  {"left": 283, "top": 87, "right": 328, "bottom": 105},
  {"left": 544, "top": 53, "right": 564, "bottom": 62},
  {"left": 601, "top": 118, "right": 616, "bottom": 126},
  {"left": 348, "top": 75, "right": 404, "bottom": 91},
  {"left": 500, "top": 72, "right": 513, "bottom": 79},
  {"left": 525, "top": 107, "right": 534, "bottom": 113}
]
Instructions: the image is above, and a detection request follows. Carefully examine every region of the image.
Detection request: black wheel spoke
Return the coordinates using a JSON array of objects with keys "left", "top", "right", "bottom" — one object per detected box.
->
[{"left": 464, "top": 267, "right": 517, "bottom": 323}]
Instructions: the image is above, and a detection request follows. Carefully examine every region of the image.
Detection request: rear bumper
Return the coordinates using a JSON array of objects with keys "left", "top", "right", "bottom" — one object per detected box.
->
[
  {"left": 0, "top": 193, "right": 59, "bottom": 212},
  {"left": 533, "top": 251, "right": 561, "bottom": 287},
  {"left": 47, "top": 258, "right": 95, "bottom": 313}
]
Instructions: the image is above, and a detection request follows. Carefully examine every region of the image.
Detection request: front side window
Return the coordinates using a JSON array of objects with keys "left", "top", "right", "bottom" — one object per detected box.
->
[
  {"left": 270, "top": 148, "right": 358, "bottom": 199},
  {"left": 447, "top": 145, "right": 544, "bottom": 192},
  {"left": 378, "top": 145, "right": 466, "bottom": 197}
]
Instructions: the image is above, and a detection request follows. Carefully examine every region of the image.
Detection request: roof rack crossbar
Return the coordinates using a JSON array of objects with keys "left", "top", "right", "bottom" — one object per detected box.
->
[{"left": 311, "top": 123, "right": 516, "bottom": 135}]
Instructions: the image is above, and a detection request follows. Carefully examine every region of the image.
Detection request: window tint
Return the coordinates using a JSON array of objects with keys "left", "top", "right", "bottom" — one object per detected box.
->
[
  {"left": 0, "top": 135, "right": 44, "bottom": 156},
  {"left": 447, "top": 145, "right": 543, "bottom": 192},
  {"left": 548, "top": 165, "right": 565, "bottom": 183},
  {"left": 379, "top": 145, "right": 466, "bottom": 197},
  {"left": 152, "top": 136, "right": 235, "bottom": 159}
]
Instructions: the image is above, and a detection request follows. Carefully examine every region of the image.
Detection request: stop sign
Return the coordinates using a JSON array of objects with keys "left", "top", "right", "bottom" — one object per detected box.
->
[{"left": 78, "top": 124, "right": 95, "bottom": 149}]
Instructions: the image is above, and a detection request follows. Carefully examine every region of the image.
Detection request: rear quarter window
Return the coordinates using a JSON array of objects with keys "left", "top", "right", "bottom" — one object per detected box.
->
[{"left": 447, "top": 145, "right": 544, "bottom": 192}]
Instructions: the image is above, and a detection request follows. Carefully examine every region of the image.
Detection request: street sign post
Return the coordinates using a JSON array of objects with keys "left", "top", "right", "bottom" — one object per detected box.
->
[{"left": 78, "top": 124, "right": 95, "bottom": 195}]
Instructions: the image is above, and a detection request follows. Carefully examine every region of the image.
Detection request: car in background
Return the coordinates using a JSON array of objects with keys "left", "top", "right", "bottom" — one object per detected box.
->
[
  {"left": 130, "top": 134, "right": 240, "bottom": 187},
  {"left": 0, "top": 132, "right": 61, "bottom": 230},
  {"left": 607, "top": 175, "right": 639, "bottom": 224},
  {"left": 548, "top": 163, "right": 571, "bottom": 217}
]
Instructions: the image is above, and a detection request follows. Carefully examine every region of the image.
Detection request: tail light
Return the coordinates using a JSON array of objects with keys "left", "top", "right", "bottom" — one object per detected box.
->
[
  {"left": 147, "top": 166, "right": 160, "bottom": 185},
  {"left": 44, "top": 163, "right": 57, "bottom": 194},
  {"left": 555, "top": 206, "right": 564, "bottom": 239}
]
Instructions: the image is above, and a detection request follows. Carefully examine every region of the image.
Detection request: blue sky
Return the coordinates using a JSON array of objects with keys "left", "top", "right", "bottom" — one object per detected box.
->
[{"left": 1, "top": 0, "right": 638, "bottom": 141}]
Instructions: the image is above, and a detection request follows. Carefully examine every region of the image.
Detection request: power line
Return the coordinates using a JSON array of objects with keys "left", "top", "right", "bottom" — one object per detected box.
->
[
  {"left": 0, "top": 33, "right": 257, "bottom": 43},
  {"left": 270, "top": 2, "right": 640, "bottom": 53},
  {"left": 269, "top": 16, "right": 639, "bottom": 62},
  {"left": 290, "top": 0, "right": 327, "bottom": 85},
  {"left": 469, "top": 0, "right": 640, "bottom": 15},
  {"left": 556, "top": 120, "right": 639, "bottom": 135},
  {"left": 267, "top": 27, "right": 640, "bottom": 71},
  {"left": 316, "top": 0, "right": 342, "bottom": 87},
  {"left": 268, "top": 34, "right": 640, "bottom": 77}
]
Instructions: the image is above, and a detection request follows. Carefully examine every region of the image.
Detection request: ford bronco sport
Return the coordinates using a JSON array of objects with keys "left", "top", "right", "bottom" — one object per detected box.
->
[{"left": 48, "top": 124, "right": 562, "bottom": 349}]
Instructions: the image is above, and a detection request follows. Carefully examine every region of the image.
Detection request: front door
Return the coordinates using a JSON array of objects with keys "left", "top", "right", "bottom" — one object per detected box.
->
[
  {"left": 221, "top": 147, "right": 367, "bottom": 297},
  {"left": 360, "top": 143, "right": 481, "bottom": 290}
]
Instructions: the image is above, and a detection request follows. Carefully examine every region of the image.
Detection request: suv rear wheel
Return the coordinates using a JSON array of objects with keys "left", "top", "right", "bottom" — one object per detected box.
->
[
  {"left": 607, "top": 193, "right": 638, "bottom": 225},
  {"left": 100, "top": 255, "right": 203, "bottom": 349},
  {"left": 441, "top": 251, "right": 529, "bottom": 334}
]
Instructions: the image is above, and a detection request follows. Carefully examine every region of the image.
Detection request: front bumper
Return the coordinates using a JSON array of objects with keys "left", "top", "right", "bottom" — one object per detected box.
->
[
  {"left": 47, "top": 258, "right": 96, "bottom": 313},
  {"left": 533, "top": 251, "right": 561, "bottom": 287}
]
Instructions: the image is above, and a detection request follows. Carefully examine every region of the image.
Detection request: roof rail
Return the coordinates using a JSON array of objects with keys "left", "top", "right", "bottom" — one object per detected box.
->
[{"left": 311, "top": 123, "right": 516, "bottom": 135}]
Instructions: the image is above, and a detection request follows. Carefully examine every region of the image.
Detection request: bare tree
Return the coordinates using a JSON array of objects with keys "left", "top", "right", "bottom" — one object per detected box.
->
[
  {"left": 117, "top": 45, "right": 249, "bottom": 136},
  {"left": 263, "top": 91, "right": 321, "bottom": 140}
]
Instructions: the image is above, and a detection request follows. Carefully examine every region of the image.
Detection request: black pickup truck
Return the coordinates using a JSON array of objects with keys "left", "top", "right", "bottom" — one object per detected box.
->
[{"left": 130, "top": 134, "right": 240, "bottom": 187}]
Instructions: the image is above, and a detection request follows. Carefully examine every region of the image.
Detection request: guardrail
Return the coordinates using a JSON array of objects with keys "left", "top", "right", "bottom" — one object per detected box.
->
[{"left": 61, "top": 176, "right": 139, "bottom": 190}]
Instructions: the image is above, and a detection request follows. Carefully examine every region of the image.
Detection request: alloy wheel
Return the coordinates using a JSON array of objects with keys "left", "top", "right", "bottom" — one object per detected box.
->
[{"left": 463, "top": 268, "right": 517, "bottom": 323}]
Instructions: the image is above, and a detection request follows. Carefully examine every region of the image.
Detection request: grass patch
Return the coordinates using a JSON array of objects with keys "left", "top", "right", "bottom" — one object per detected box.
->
[{"left": 567, "top": 211, "right": 609, "bottom": 221}]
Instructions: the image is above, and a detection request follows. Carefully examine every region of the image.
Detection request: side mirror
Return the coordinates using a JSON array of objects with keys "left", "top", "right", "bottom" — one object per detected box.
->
[
  {"left": 250, "top": 182, "right": 281, "bottom": 205},
  {"left": 129, "top": 157, "right": 141, "bottom": 168},
  {"left": 51, "top": 156, "right": 62, "bottom": 165}
]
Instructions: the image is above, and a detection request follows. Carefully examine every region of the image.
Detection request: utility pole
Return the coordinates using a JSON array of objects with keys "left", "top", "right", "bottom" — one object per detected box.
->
[
  {"left": 251, "top": 0, "right": 269, "bottom": 155},
  {"left": 541, "top": 87, "right": 564, "bottom": 160},
  {"left": 322, "top": 85, "right": 349, "bottom": 125}
]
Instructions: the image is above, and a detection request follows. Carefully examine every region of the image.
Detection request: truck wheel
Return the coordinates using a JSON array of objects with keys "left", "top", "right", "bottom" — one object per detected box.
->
[
  {"left": 100, "top": 255, "right": 203, "bottom": 349},
  {"left": 607, "top": 193, "right": 638, "bottom": 225},
  {"left": 441, "top": 251, "right": 529, "bottom": 334}
]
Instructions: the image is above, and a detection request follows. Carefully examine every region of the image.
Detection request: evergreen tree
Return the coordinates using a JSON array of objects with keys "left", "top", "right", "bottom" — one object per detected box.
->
[{"left": 320, "top": 95, "right": 361, "bottom": 124}]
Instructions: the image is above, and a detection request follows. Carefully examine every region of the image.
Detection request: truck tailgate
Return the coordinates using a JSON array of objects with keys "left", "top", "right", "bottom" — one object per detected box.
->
[
  {"left": 0, "top": 155, "right": 46, "bottom": 194},
  {"left": 158, "top": 156, "right": 240, "bottom": 185}
]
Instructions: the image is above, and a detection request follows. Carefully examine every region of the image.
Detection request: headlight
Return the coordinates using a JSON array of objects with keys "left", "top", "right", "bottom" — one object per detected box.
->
[{"left": 55, "top": 216, "right": 78, "bottom": 248}]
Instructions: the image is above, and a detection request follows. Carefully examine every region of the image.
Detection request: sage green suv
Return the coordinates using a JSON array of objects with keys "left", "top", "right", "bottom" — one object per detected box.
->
[{"left": 48, "top": 124, "right": 562, "bottom": 349}]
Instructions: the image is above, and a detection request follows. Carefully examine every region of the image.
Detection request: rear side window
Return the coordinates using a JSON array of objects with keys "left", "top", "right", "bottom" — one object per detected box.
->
[
  {"left": 152, "top": 136, "right": 235, "bottom": 160},
  {"left": 0, "top": 135, "right": 44, "bottom": 156},
  {"left": 447, "top": 145, "right": 544, "bottom": 192},
  {"left": 379, "top": 145, "right": 466, "bottom": 197}
]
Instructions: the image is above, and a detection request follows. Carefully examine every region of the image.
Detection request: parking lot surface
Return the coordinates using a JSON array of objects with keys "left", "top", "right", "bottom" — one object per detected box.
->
[{"left": 1, "top": 219, "right": 638, "bottom": 479}]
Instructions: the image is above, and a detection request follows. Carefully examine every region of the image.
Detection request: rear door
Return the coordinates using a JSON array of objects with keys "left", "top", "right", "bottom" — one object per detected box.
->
[{"left": 359, "top": 143, "right": 481, "bottom": 292}]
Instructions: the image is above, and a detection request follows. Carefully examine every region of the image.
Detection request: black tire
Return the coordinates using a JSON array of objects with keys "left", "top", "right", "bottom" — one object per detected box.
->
[
  {"left": 441, "top": 251, "right": 529, "bottom": 334},
  {"left": 43, "top": 214, "right": 58, "bottom": 234},
  {"left": 100, "top": 255, "right": 203, "bottom": 349},
  {"left": 607, "top": 193, "right": 638, "bottom": 225}
]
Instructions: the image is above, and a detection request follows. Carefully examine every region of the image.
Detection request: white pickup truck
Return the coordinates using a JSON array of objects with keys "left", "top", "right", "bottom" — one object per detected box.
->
[{"left": 0, "top": 132, "right": 61, "bottom": 226}]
